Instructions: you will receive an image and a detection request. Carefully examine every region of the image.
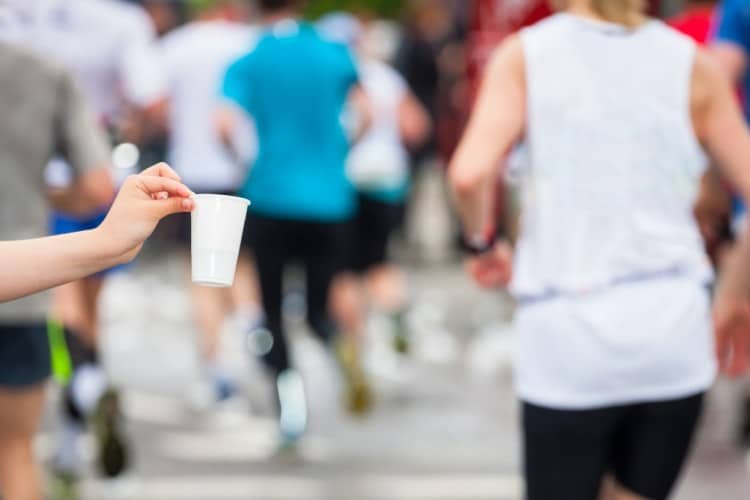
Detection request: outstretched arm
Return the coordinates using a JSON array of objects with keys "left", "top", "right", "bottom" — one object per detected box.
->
[{"left": 0, "top": 164, "right": 194, "bottom": 303}]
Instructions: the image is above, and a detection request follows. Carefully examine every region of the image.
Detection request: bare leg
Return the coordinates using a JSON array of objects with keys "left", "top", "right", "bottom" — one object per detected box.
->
[
  {"left": 50, "top": 282, "right": 87, "bottom": 338},
  {"left": 49, "top": 276, "right": 103, "bottom": 349},
  {"left": 191, "top": 283, "right": 231, "bottom": 362},
  {"left": 231, "top": 251, "right": 261, "bottom": 315},
  {"left": 329, "top": 273, "right": 374, "bottom": 415},
  {"left": 79, "top": 277, "right": 104, "bottom": 347},
  {"left": 365, "top": 264, "right": 408, "bottom": 314},
  {"left": 600, "top": 477, "right": 649, "bottom": 500},
  {"left": 0, "top": 385, "right": 46, "bottom": 500},
  {"left": 366, "top": 264, "right": 411, "bottom": 353},
  {"left": 330, "top": 273, "right": 366, "bottom": 340}
]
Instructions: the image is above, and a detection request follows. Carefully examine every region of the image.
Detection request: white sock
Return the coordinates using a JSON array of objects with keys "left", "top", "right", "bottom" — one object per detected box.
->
[
  {"left": 71, "top": 363, "right": 108, "bottom": 416},
  {"left": 55, "top": 418, "right": 85, "bottom": 472}
]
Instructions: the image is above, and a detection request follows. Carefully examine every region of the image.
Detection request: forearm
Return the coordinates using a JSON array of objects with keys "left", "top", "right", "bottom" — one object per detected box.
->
[
  {"left": 0, "top": 229, "right": 121, "bottom": 303},
  {"left": 452, "top": 169, "right": 497, "bottom": 237},
  {"left": 718, "top": 219, "right": 750, "bottom": 297}
]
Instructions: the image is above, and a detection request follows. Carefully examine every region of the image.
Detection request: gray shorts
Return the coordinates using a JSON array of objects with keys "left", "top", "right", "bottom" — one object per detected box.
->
[{"left": 0, "top": 324, "right": 50, "bottom": 388}]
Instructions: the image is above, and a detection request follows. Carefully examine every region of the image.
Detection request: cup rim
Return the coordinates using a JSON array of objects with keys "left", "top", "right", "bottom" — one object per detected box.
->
[{"left": 192, "top": 193, "right": 250, "bottom": 207}]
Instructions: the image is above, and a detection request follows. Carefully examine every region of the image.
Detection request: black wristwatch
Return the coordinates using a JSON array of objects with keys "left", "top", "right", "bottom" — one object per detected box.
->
[{"left": 461, "top": 232, "right": 496, "bottom": 256}]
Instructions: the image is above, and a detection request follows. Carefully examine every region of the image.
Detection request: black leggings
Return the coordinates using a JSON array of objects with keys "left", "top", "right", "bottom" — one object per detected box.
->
[
  {"left": 523, "top": 393, "right": 704, "bottom": 500},
  {"left": 246, "top": 213, "right": 349, "bottom": 375}
]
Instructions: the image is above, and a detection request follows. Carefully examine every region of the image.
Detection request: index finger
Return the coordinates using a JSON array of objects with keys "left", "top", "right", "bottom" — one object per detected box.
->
[
  {"left": 138, "top": 175, "right": 193, "bottom": 199},
  {"left": 140, "top": 162, "right": 182, "bottom": 182}
]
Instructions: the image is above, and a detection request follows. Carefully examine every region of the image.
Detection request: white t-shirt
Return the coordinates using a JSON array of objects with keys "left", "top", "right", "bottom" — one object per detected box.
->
[
  {"left": 514, "top": 14, "right": 715, "bottom": 409},
  {"left": 0, "top": 0, "right": 166, "bottom": 187},
  {"left": 1, "top": 0, "right": 165, "bottom": 120},
  {"left": 347, "top": 58, "right": 409, "bottom": 191},
  {"left": 160, "top": 20, "right": 258, "bottom": 191}
]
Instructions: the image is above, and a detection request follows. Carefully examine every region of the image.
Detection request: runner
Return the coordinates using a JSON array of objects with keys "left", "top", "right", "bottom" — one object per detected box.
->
[
  {"left": 0, "top": 0, "right": 166, "bottom": 484},
  {"left": 319, "top": 14, "right": 431, "bottom": 355},
  {"left": 221, "top": 0, "right": 370, "bottom": 445},
  {"left": 160, "top": 0, "right": 261, "bottom": 404},
  {"left": 450, "top": 0, "right": 750, "bottom": 499},
  {"left": 0, "top": 41, "right": 113, "bottom": 500},
  {"left": 711, "top": 0, "right": 750, "bottom": 450}
]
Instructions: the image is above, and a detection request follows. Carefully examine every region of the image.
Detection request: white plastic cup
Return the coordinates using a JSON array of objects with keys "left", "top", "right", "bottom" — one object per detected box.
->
[{"left": 191, "top": 194, "right": 250, "bottom": 287}]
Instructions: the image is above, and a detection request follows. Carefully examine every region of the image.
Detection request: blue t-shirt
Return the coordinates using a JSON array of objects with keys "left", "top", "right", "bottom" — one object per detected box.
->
[
  {"left": 222, "top": 21, "right": 358, "bottom": 221},
  {"left": 716, "top": 0, "right": 750, "bottom": 223},
  {"left": 717, "top": 0, "right": 750, "bottom": 120}
]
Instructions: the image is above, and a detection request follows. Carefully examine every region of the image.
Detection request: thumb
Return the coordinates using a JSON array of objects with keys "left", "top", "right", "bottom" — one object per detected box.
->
[{"left": 152, "top": 196, "right": 194, "bottom": 220}]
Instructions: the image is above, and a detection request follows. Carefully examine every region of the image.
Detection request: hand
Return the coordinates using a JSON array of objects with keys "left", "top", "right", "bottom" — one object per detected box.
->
[
  {"left": 466, "top": 240, "right": 513, "bottom": 289},
  {"left": 96, "top": 163, "right": 194, "bottom": 264},
  {"left": 713, "top": 292, "right": 750, "bottom": 377}
]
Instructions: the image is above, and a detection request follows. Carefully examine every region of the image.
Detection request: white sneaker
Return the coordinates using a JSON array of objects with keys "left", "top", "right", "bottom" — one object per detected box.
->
[{"left": 276, "top": 369, "right": 307, "bottom": 447}]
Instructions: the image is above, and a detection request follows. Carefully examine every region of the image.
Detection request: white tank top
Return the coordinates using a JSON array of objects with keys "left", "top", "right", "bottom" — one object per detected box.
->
[
  {"left": 346, "top": 59, "right": 410, "bottom": 191},
  {"left": 513, "top": 14, "right": 716, "bottom": 409}
]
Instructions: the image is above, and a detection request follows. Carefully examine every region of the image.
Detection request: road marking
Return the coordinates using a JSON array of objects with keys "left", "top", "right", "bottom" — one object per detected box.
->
[
  {"left": 158, "top": 427, "right": 334, "bottom": 463},
  {"left": 82, "top": 473, "right": 522, "bottom": 500},
  {"left": 123, "top": 390, "right": 189, "bottom": 426}
]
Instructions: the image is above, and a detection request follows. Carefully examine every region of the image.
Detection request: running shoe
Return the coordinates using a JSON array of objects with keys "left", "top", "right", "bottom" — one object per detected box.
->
[
  {"left": 335, "top": 338, "right": 374, "bottom": 416},
  {"left": 276, "top": 369, "right": 308, "bottom": 448},
  {"left": 214, "top": 376, "right": 237, "bottom": 403},
  {"left": 93, "top": 389, "right": 130, "bottom": 478},
  {"left": 49, "top": 471, "right": 81, "bottom": 500}
]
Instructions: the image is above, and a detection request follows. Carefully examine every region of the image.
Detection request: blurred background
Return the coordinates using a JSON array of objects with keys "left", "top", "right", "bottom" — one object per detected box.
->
[{"left": 1, "top": 0, "right": 749, "bottom": 499}]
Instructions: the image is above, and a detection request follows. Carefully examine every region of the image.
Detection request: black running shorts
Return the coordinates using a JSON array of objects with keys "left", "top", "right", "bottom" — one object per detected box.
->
[
  {"left": 0, "top": 323, "right": 51, "bottom": 388},
  {"left": 349, "top": 193, "right": 404, "bottom": 273},
  {"left": 523, "top": 393, "right": 704, "bottom": 500}
]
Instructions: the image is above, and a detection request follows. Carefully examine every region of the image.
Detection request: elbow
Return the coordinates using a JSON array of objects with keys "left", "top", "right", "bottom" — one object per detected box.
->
[
  {"left": 449, "top": 162, "right": 485, "bottom": 201},
  {"left": 80, "top": 168, "right": 116, "bottom": 211},
  {"left": 91, "top": 186, "right": 116, "bottom": 209}
]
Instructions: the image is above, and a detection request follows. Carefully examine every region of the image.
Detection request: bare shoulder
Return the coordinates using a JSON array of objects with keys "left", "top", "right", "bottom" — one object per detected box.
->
[
  {"left": 484, "top": 34, "right": 525, "bottom": 85},
  {"left": 691, "top": 47, "right": 730, "bottom": 110},
  {"left": 488, "top": 34, "right": 525, "bottom": 70}
]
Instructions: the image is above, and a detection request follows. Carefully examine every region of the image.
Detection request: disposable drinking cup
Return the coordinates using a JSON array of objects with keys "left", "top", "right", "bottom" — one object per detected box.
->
[{"left": 191, "top": 194, "right": 250, "bottom": 287}]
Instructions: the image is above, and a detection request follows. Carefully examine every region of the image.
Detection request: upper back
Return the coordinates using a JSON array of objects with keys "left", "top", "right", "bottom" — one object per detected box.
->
[
  {"left": 511, "top": 14, "right": 709, "bottom": 291},
  {"left": 360, "top": 58, "right": 407, "bottom": 115},
  {"left": 162, "top": 21, "right": 256, "bottom": 108},
  {"left": 520, "top": 14, "right": 704, "bottom": 181},
  {"left": 237, "top": 22, "right": 357, "bottom": 130},
  {"left": 0, "top": 44, "right": 65, "bottom": 238},
  {"left": 162, "top": 21, "right": 255, "bottom": 78},
  {"left": 1, "top": 0, "right": 159, "bottom": 117},
  {"left": 0, "top": 43, "right": 63, "bottom": 169}
]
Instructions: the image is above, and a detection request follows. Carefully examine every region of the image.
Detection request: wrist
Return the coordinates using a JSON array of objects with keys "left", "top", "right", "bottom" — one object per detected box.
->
[
  {"left": 461, "top": 227, "right": 496, "bottom": 256},
  {"left": 89, "top": 226, "right": 127, "bottom": 267}
]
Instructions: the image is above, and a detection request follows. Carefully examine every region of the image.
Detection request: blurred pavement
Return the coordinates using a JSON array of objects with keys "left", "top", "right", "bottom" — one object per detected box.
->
[{"left": 39, "top": 250, "right": 750, "bottom": 500}]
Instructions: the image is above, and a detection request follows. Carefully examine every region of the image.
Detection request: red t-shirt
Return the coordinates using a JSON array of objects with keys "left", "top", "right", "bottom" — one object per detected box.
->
[{"left": 667, "top": 5, "right": 716, "bottom": 45}]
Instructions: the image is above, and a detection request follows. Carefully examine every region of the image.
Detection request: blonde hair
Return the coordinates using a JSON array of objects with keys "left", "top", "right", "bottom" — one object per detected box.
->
[{"left": 553, "top": 0, "right": 647, "bottom": 27}]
